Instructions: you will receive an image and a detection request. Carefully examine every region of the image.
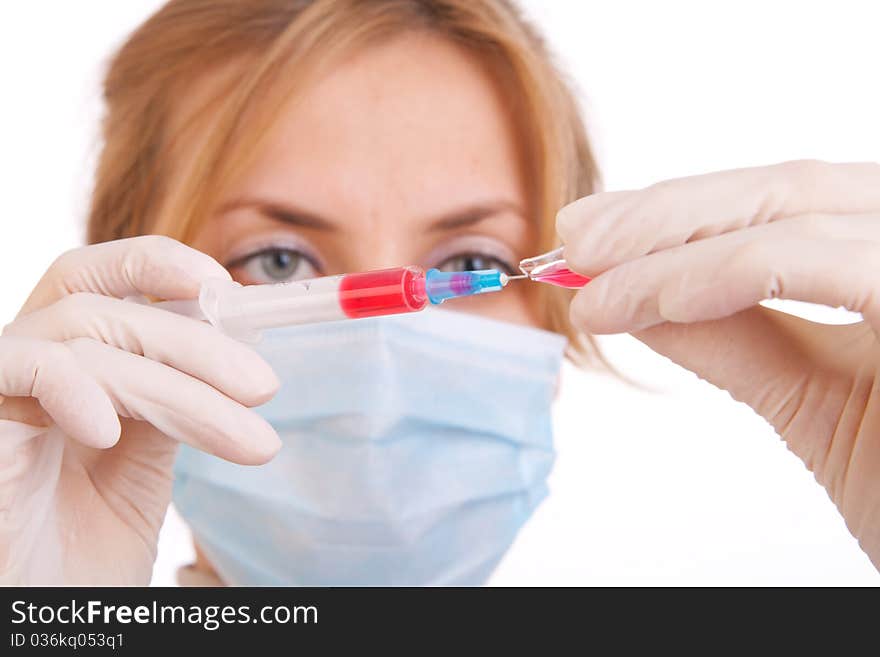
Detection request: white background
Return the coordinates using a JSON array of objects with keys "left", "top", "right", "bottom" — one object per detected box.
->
[{"left": 1, "top": 1, "right": 878, "bottom": 584}]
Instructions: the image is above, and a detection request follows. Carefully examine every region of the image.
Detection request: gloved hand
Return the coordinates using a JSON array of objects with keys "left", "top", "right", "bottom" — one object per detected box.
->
[
  {"left": 557, "top": 160, "right": 880, "bottom": 570},
  {"left": 0, "top": 236, "right": 280, "bottom": 584}
]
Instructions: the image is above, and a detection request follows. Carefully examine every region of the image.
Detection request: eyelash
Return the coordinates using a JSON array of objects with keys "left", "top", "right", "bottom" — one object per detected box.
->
[
  {"left": 434, "top": 252, "right": 516, "bottom": 275},
  {"left": 227, "top": 246, "right": 517, "bottom": 283},
  {"left": 226, "top": 247, "right": 323, "bottom": 281}
]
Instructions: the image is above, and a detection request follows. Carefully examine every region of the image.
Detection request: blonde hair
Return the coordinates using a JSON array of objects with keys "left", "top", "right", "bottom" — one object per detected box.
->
[{"left": 87, "top": 0, "right": 603, "bottom": 363}]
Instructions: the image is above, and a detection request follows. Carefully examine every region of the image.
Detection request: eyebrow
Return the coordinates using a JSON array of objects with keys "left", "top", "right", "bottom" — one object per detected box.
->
[
  {"left": 218, "top": 198, "right": 337, "bottom": 231},
  {"left": 425, "top": 201, "right": 525, "bottom": 232},
  {"left": 219, "top": 198, "right": 524, "bottom": 232}
]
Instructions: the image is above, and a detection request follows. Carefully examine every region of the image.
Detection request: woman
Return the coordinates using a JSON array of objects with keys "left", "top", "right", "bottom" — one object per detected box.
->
[{"left": 0, "top": 0, "right": 878, "bottom": 584}]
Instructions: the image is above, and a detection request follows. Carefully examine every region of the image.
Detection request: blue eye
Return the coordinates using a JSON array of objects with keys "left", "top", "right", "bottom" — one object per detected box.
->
[
  {"left": 231, "top": 248, "right": 319, "bottom": 284},
  {"left": 259, "top": 249, "right": 300, "bottom": 280},
  {"left": 435, "top": 253, "right": 514, "bottom": 275}
]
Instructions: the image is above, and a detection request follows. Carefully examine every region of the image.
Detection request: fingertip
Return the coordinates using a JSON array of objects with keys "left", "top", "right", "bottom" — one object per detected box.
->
[
  {"left": 77, "top": 386, "right": 122, "bottom": 449},
  {"left": 241, "top": 370, "right": 281, "bottom": 408},
  {"left": 233, "top": 419, "right": 282, "bottom": 466},
  {"left": 569, "top": 283, "right": 619, "bottom": 335},
  {"left": 556, "top": 206, "right": 605, "bottom": 276},
  {"left": 56, "top": 403, "right": 120, "bottom": 450},
  {"left": 555, "top": 198, "right": 587, "bottom": 241},
  {"left": 136, "top": 236, "right": 232, "bottom": 300},
  {"left": 165, "top": 262, "right": 231, "bottom": 300},
  {"left": 93, "top": 412, "right": 122, "bottom": 449},
  {"left": 34, "top": 349, "right": 122, "bottom": 449},
  {"left": 225, "top": 349, "right": 281, "bottom": 407},
  {"left": 255, "top": 367, "right": 282, "bottom": 405},
  {"left": 568, "top": 290, "right": 593, "bottom": 334},
  {"left": 556, "top": 191, "right": 627, "bottom": 241},
  {"left": 252, "top": 354, "right": 281, "bottom": 398},
  {"left": 184, "top": 249, "right": 233, "bottom": 285},
  {"left": 252, "top": 430, "right": 283, "bottom": 465}
]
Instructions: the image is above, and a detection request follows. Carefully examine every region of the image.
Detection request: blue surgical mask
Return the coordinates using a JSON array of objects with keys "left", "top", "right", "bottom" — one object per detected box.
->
[{"left": 173, "top": 309, "right": 566, "bottom": 585}]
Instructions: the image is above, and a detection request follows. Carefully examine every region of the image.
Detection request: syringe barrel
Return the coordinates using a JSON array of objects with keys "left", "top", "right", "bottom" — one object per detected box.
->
[
  {"left": 338, "top": 266, "right": 427, "bottom": 318},
  {"left": 199, "top": 266, "right": 428, "bottom": 341},
  {"left": 199, "top": 275, "right": 344, "bottom": 341}
]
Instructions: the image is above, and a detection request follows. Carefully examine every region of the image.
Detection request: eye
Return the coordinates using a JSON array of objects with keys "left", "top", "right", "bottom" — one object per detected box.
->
[
  {"left": 434, "top": 252, "right": 515, "bottom": 275},
  {"left": 229, "top": 248, "right": 320, "bottom": 284}
]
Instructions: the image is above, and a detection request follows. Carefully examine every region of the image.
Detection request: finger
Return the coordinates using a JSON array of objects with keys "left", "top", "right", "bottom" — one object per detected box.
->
[
  {"left": 5, "top": 293, "right": 278, "bottom": 407},
  {"left": 0, "top": 337, "right": 120, "bottom": 448},
  {"left": 66, "top": 338, "right": 281, "bottom": 465},
  {"left": 629, "top": 307, "right": 874, "bottom": 439},
  {"left": 557, "top": 160, "right": 880, "bottom": 276},
  {"left": 570, "top": 214, "right": 880, "bottom": 334},
  {"left": 19, "top": 235, "right": 231, "bottom": 316}
]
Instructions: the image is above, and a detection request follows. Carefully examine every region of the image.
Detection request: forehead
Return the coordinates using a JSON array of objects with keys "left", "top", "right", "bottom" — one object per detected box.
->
[{"left": 227, "top": 32, "right": 527, "bottom": 220}]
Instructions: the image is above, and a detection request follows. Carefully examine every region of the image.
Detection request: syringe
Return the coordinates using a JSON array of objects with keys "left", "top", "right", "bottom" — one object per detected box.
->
[{"left": 150, "top": 266, "right": 511, "bottom": 342}]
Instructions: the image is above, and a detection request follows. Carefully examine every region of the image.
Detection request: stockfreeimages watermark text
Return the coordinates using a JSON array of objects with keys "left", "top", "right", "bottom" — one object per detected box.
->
[{"left": 11, "top": 599, "right": 317, "bottom": 631}]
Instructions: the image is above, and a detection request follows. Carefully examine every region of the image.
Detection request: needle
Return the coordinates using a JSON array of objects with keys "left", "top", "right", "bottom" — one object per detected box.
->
[{"left": 499, "top": 273, "right": 529, "bottom": 286}]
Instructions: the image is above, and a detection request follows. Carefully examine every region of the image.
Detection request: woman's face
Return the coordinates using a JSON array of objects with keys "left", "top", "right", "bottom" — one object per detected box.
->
[{"left": 192, "top": 33, "right": 538, "bottom": 326}]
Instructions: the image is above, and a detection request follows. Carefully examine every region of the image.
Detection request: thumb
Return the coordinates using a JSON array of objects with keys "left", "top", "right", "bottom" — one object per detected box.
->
[
  {"left": 630, "top": 306, "right": 869, "bottom": 433},
  {"left": 19, "top": 235, "right": 231, "bottom": 316}
]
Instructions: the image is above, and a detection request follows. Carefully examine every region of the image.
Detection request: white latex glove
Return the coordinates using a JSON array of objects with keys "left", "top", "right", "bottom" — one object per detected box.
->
[
  {"left": 557, "top": 160, "right": 880, "bottom": 570},
  {"left": 0, "top": 236, "right": 281, "bottom": 584}
]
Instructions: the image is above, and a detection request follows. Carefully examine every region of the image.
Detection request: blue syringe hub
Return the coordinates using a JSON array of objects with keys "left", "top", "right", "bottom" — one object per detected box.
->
[{"left": 424, "top": 268, "right": 506, "bottom": 304}]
